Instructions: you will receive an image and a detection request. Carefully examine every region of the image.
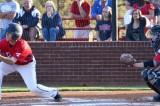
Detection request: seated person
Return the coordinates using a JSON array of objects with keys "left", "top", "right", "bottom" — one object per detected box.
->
[
  {"left": 42, "top": 1, "right": 65, "bottom": 41},
  {"left": 95, "top": 6, "right": 112, "bottom": 41},
  {"left": 13, "top": 0, "right": 41, "bottom": 41}
]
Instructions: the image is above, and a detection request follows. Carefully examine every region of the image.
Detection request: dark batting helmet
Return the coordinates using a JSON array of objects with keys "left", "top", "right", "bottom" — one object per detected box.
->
[
  {"left": 150, "top": 25, "right": 160, "bottom": 48},
  {"left": 6, "top": 23, "right": 23, "bottom": 40}
]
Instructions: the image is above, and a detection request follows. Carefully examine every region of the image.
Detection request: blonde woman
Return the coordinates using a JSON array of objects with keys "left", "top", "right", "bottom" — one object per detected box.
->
[
  {"left": 95, "top": 6, "right": 112, "bottom": 41},
  {"left": 42, "top": 0, "right": 65, "bottom": 41}
]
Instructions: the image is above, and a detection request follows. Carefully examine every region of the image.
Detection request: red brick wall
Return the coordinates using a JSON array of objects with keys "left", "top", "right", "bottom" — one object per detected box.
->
[{"left": 3, "top": 41, "right": 154, "bottom": 86}]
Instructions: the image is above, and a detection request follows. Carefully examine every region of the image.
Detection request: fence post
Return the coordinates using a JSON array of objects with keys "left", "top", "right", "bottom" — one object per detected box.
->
[{"left": 112, "top": 0, "right": 118, "bottom": 41}]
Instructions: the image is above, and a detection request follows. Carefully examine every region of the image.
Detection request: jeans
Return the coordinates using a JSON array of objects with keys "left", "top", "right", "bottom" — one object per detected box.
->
[
  {"left": 0, "top": 28, "right": 6, "bottom": 40},
  {"left": 42, "top": 28, "right": 58, "bottom": 41}
]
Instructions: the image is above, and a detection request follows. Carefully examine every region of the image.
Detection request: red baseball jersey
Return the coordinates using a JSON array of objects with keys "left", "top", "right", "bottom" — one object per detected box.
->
[
  {"left": 70, "top": 0, "right": 91, "bottom": 27},
  {"left": 0, "top": 38, "right": 33, "bottom": 65},
  {"left": 154, "top": 54, "right": 160, "bottom": 62}
]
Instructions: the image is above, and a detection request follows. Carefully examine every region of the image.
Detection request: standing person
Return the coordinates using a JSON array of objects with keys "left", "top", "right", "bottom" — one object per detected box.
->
[
  {"left": 124, "top": 0, "right": 134, "bottom": 29},
  {"left": 126, "top": 9, "right": 147, "bottom": 41},
  {"left": 13, "top": 0, "right": 41, "bottom": 41},
  {"left": 151, "top": 0, "right": 160, "bottom": 25},
  {"left": 95, "top": 6, "right": 112, "bottom": 41},
  {"left": 121, "top": 25, "right": 160, "bottom": 101},
  {"left": 124, "top": 0, "right": 151, "bottom": 29},
  {"left": 42, "top": 0, "right": 65, "bottom": 41},
  {"left": 0, "top": 23, "right": 62, "bottom": 101},
  {"left": 133, "top": 0, "right": 155, "bottom": 24},
  {"left": 70, "top": 0, "right": 93, "bottom": 38},
  {"left": 0, "top": 0, "right": 20, "bottom": 40},
  {"left": 91, "top": 0, "right": 112, "bottom": 20}
]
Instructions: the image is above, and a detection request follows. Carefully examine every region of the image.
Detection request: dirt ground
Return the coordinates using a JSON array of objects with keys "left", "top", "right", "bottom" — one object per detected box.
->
[{"left": 1, "top": 90, "right": 160, "bottom": 106}]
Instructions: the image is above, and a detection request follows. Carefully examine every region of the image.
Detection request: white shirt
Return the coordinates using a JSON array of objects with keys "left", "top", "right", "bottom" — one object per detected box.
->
[
  {"left": 0, "top": 0, "right": 20, "bottom": 29},
  {"left": 124, "top": 9, "right": 132, "bottom": 26}
]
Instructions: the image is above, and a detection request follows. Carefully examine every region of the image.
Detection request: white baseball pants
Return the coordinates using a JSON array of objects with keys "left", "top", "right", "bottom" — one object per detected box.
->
[{"left": 0, "top": 57, "right": 58, "bottom": 100}]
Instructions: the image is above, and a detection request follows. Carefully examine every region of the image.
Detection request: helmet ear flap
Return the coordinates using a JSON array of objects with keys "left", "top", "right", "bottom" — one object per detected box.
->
[
  {"left": 6, "top": 23, "right": 22, "bottom": 40},
  {"left": 12, "top": 34, "right": 19, "bottom": 40}
]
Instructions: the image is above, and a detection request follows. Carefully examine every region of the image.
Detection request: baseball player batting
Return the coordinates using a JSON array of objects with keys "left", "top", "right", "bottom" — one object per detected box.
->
[
  {"left": 120, "top": 25, "right": 160, "bottom": 101},
  {"left": 0, "top": 23, "right": 62, "bottom": 102}
]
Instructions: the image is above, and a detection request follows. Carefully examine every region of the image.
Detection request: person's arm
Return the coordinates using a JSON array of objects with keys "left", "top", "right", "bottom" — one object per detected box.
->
[
  {"left": 95, "top": 21, "right": 101, "bottom": 41},
  {"left": 105, "top": 36, "right": 112, "bottom": 41},
  {"left": 143, "top": 3, "right": 155, "bottom": 20},
  {"left": 154, "top": 8, "right": 158, "bottom": 25},
  {"left": 1, "top": 2, "right": 20, "bottom": 20},
  {"left": 133, "top": 59, "right": 157, "bottom": 68},
  {"left": 27, "top": 9, "right": 41, "bottom": 27},
  {"left": 57, "top": 13, "right": 66, "bottom": 37},
  {"left": 41, "top": 13, "right": 48, "bottom": 28},
  {"left": 4, "top": 11, "right": 17, "bottom": 20},
  {"left": 0, "top": 41, "right": 17, "bottom": 65},
  {"left": 91, "top": 1, "right": 98, "bottom": 18},
  {"left": 96, "top": 31, "right": 101, "bottom": 41},
  {"left": 126, "top": 24, "right": 132, "bottom": 41},
  {"left": 0, "top": 55, "right": 17, "bottom": 65},
  {"left": 12, "top": 13, "right": 20, "bottom": 23},
  {"left": 70, "top": 13, "right": 82, "bottom": 18},
  {"left": 77, "top": 1, "right": 87, "bottom": 18},
  {"left": 154, "top": 15, "right": 157, "bottom": 25},
  {"left": 0, "top": 12, "right": 8, "bottom": 19},
  {"left": 70, "top": 2, "right": 80, "bottom": 18},
  {"left": 143, "top": 9, "right": 154, "bottom": 20}
]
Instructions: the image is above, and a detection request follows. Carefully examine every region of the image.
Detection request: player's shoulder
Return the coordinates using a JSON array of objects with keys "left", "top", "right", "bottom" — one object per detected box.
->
[
  {"left": 0, "top": 39, "right": 7, "bottom": 43},
  {"left": 16, "top": 39, "right": 28, "bottom": 46}
]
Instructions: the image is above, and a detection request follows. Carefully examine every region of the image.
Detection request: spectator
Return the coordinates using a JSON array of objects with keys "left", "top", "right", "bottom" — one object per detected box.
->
[
  {"left": 0, "top": 0, "right": 20, "bottom": 40},
  {"left": 151, "top": 0, "right": 160, "bottom": 24},
  {"left": 126, "top": 9, "right": 147, "bottom": 41},
  {"left": 124, "top": 0, "right": 134, "bottom": 29},
  {"left": 156, "top": 13, "right": 160, "bottom": 25},
  {"left": 133, "top": 0, "right": 155, "bottom": 22},
  {"left": 124, "top": 0, "right": 151, "bottom": 29},
  {"left": 95, "top": 6, "right": 112, "bottom": 41},
  {"left": 13, "top": 0, "right": 41, "bottom": 41},
  {"left": 91, "top": 0, "right": 112, "bottom": 20},
  {"left": 70, "top": 0, "right": 93, "bottom": 38},
  {"left": 42, "top": 0, "right": 65, "bottom": 41}
]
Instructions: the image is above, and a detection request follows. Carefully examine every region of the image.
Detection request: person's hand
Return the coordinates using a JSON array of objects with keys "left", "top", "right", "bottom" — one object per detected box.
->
[
  {"left": 56, "top": 26, "right": 59, "bottom": 30},
  {"left": 96, "top": 15, "right": 102, "bottom": 20},
  {"left": 47, "top": 11, "right": 52, "bottom": 18},
  {"left": 21, "top": 25, "right": 28, "bottom": 29}
]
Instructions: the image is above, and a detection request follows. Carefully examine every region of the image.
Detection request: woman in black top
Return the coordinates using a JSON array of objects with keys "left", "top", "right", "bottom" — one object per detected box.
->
[{"left": 126, "top": 9, "right": 147, "bottom": 41}]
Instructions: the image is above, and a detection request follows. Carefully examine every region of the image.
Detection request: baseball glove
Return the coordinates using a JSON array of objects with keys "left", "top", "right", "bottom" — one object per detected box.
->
[{"left": 120, "top": 53, "right": 136, "bottom": 66}]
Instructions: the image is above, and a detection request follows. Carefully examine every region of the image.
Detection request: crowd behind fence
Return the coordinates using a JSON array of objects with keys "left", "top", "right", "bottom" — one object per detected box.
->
[{"left": 0, "top": 0, "right": 155, "bottom": 42}]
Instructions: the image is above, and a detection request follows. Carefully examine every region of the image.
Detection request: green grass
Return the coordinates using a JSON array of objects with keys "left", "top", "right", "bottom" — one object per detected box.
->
[{"left": 2, "top": 87, "right": 151, "bottom": 92}]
